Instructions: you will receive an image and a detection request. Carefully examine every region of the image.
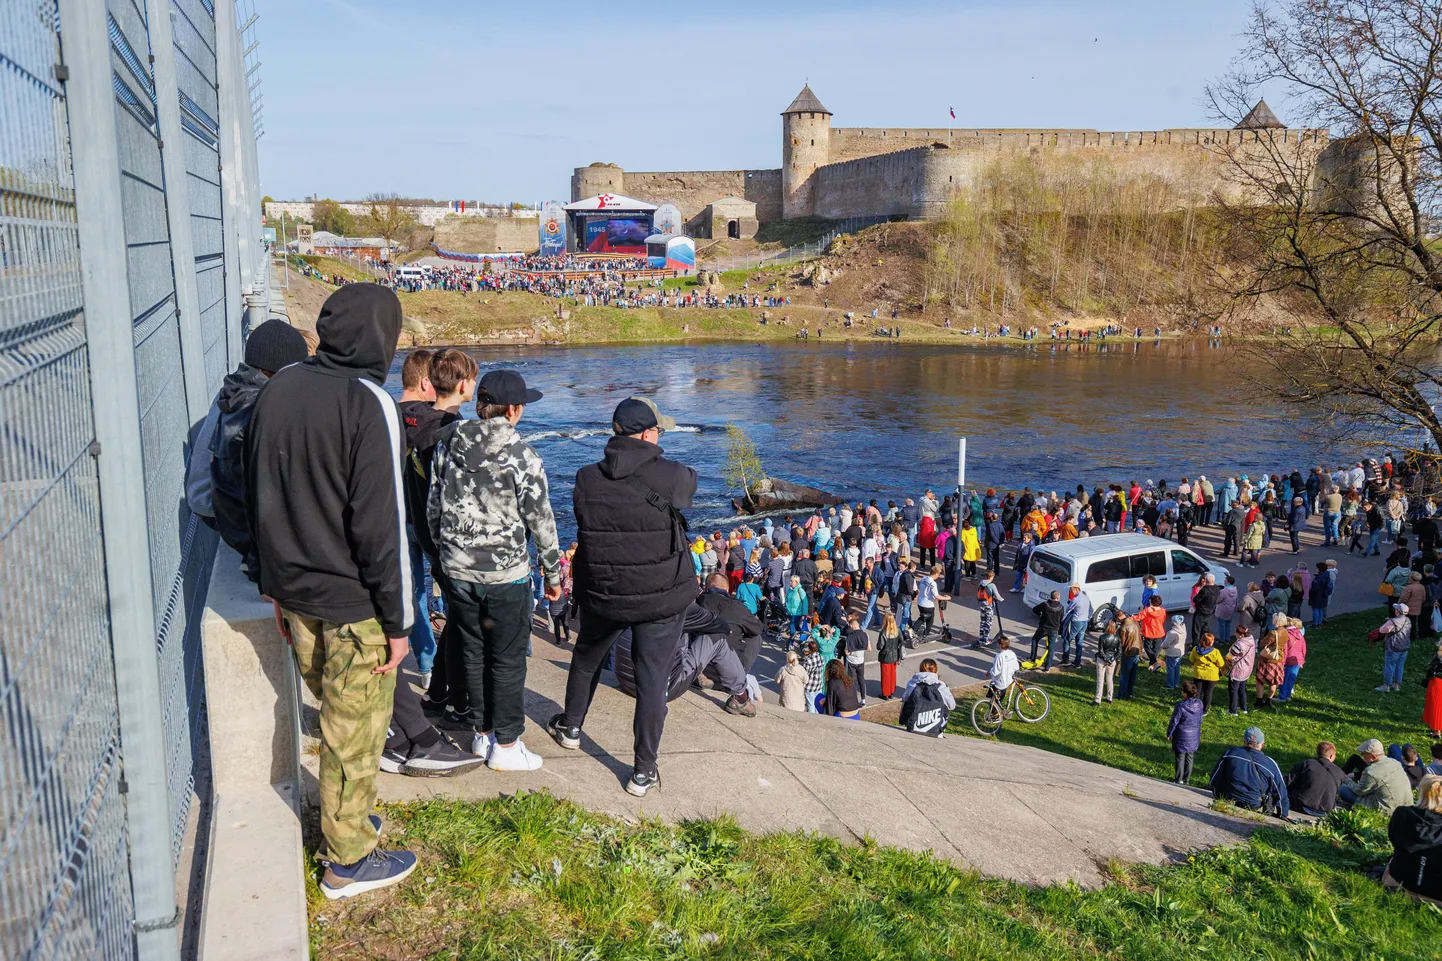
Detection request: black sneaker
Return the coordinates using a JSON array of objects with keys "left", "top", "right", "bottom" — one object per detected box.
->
[
  {"left": 625, "top": 769, "right": 660, "bottom": 797},
  {"left": 403, "top": 735, "right": 485, "bottom": 777},
  {"left": 320, "top": 848, "right": 417, "bottom": 900},
  {"left": 723, "top": 695, "right": 756, "bottom": 717},
  {"left": 547, "top": 713, "right": 581, "bottom": 750},
  {"left": 436, "top": 709, "right": 473, "bottom": 732},
  {"left": 379, "top": 748, "right": 408, "bottom": 775}
]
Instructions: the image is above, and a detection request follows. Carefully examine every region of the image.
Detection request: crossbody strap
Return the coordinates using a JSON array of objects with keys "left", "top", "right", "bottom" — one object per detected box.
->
[{"left": 621, "top": 473, "right": 690, "bottom": 554}]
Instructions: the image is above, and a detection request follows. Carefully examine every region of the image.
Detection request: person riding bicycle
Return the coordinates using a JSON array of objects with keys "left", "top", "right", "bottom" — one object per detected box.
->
[{"left": 987, "top": 635, "right": 1020, "bottom": 698}]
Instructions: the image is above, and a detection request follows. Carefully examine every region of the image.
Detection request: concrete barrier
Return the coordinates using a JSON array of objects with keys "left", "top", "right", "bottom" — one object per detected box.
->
[{"left": 198, "top": 544, "right": 307, "bottom": 960}]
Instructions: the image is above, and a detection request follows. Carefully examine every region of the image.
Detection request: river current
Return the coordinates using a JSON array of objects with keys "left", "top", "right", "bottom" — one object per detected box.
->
[{"left": 385, "top": 340, "right": 1324, "bottom": 539}]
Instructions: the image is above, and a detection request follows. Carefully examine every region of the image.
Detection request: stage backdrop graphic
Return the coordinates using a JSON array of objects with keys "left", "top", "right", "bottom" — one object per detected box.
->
[
  {"left": 583, "top": 217, "right": 651, "bottom": 253},
  {"left": 539, "top": 201, "right": 566, "bottom": 255},
  {"left": 653, "top": 203, "right": 682, "bottom": 236}
]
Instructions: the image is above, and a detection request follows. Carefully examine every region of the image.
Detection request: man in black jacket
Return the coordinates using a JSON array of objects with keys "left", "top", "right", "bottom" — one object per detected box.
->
[
  {"left": 1191, "top": 574, "right": 1220, "bottom": 649},
  {"left": 245, "top": 284, "right": 418, "bottom": 899},
  {"left": 1285, "top": 741, "right": 1346, "bottom": 816},
  {"left": 548, "top": 396, "right": 700, "bottom": 797},
  {"left": 793, "top": 549, "right": 818, "bottom": 613},
  {"left": 695, "top": 573, "right": 763, "bottom": 676},
  {"left": 1032, "top": 590, "right": 1064, "bottom": 670}
]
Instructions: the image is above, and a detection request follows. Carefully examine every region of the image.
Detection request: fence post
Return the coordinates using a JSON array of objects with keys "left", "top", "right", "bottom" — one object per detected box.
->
[
  {"left": 216, "top": 0, "right": 250, "bottom": 360},
  {"left": 148, "top": 1, "right": 210, "bottom": 425},
  {"left": 56, "top": 0, "right": 182, "bottom": 957}
]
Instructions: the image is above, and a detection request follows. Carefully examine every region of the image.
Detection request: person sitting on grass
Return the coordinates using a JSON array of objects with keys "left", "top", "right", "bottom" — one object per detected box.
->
[
  {"left": 1383, "top": 774, "right": 1442, "bottom": 904},
  {"left": 1165, "top": 680, "right": 1204, "bottom": 785},
  {"left": 1209, "top": 726, "right": 1289, "bottom": 818},
  {"left": 1285, "top": 741, "right": 1346, "bottom": 817},
  {"left": 1428, "top": 743, "right": 1442, "bottom": 777},
  {"left": 1338, "top": 738, "right": 1413, "bottom": 814}
]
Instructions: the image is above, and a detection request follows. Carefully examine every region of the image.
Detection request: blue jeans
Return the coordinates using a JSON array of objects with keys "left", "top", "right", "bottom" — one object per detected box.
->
[
  {"left": 1278, "top": 664, "right": 1300, "bottom": 700},
  {"left": 1012, "top": 569, "right": 1026, "bottom": 591},
  {"left": 790, "top": 614, "right": 806, "bottom": 635},
  {"left": 1059, "top": 620, "right": 1085, "bottom": 665},
  {"left": 1033, "top": 631, "right": 1058, "bottom": 668},
  {"left": 1215, "top": 618, "right": 1233, "bottom": 643},
  {"left": 1383, "top": 649, "right": 1408, "bottom": 685},
  {"left": 1311, "top": 605, "right": 1326, "bottom": 626},
  {"left": 1118, "top": 655, "right": 1140, "bottom": 698},
  {"left": 863, "top": 594, "right": 881, "bottom": 629},
  {"left": 896, "top": 597, "right": 913, "bottom": 634},
  {"left": 1386, "top": 519, "right": 1401, "bottom": 542},
  {"left": 1366, "top": 528, "right": 1384, "bottom": 554},
  {"left": 1165, "top": 655, "right": 1182, "bottom": 688},
  {"left": 1323, "top": 512, "right": 1340, "bottom": 543},
  {"left": 408, "top": 541, "right": 437, "bottom": 674}
]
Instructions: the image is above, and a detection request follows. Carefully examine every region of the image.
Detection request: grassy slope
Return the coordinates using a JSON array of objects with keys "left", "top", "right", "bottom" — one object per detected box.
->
[
  {"left": 309, "top": 792, "right": 1437, "bottom": 961},
  {"left": 947, "top": 610, "right": 1437, "bottom": 783},
  {"left": 296, "top": 254, "right": 376, "bottom": 283}
]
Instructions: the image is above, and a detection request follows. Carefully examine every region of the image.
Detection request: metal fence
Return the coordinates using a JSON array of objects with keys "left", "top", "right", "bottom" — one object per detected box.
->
[{"left": 0, "top": 0, "right": 266, "bottom": 958}]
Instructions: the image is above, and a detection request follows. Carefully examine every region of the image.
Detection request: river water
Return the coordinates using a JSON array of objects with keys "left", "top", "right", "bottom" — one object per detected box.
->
[{"left": 385, "top": 340, "right": 1324, "bottom": 538}]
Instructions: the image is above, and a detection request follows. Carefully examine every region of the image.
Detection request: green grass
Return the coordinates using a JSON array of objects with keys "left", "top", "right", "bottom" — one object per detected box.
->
[
  {"left": 298, "top": 254, "right": 376, "bottom": 283},
  {"left": 948, "top": 610, "right": 1439, "bottom": 780},
  {"left": 754, "top": 216, "right": 841, "bottom": 247},
  {"left": 308, "top": 791, "right": 1439, "bottom": 960}
]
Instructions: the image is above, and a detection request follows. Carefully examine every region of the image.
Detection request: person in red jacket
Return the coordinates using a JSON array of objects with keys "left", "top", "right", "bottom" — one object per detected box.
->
[{"left": 1135, "top": 594, "right": 1168, "bottom": 670}]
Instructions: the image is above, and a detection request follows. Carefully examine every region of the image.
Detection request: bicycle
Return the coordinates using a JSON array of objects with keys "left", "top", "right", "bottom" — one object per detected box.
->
[{"left": 970, "top": 678, "right": 1051, "bottom": 736}]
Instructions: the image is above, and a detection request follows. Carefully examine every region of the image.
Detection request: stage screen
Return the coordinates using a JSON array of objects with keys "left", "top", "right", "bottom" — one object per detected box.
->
[{"left": 583, "top": 216, "right": 651, "bottom": 253}]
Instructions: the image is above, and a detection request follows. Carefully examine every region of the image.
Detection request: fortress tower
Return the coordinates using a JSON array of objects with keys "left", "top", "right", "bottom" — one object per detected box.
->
[{"left": 781, "top": 84, "right": 831, "bottom": 220}]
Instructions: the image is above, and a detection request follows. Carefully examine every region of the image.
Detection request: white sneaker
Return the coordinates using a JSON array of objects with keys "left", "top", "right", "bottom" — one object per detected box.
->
[
  {"left": 1374, "top": 684, "right": 1391, "bottom": 692},
  {"left": 419, "top": 671, "right": 432, "bottom": 692},
  {"left": 487, "top": 738, "right": 543, "bottom": 772},
  {"left": 471, "top": 731, "right": 496, "bottom": 761}
]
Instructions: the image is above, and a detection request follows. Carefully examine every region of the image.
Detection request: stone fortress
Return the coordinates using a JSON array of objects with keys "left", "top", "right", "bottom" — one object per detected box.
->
[{"left": 572, "top": 85, "right": 1336, "bottom": 240}]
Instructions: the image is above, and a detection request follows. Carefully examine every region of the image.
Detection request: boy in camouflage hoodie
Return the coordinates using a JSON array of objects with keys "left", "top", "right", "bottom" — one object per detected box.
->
[{"left": 428, "top": 369, "right": 562, "bottom": 772}]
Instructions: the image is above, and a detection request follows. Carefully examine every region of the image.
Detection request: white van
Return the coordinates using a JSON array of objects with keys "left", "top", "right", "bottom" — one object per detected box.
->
[
  {"left": 1020, "top": 533, "right": 1229, "bottom": 628},
  {"left": 395, "top": 264, "right": 428, "bottom": 282}
]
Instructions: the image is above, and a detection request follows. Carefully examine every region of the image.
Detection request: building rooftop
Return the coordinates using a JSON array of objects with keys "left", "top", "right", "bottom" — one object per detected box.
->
[
  {"left": 1235, "top": 98, "right": 1284, "bottom": 129},
  {"left": 782, "top": 84, "right": 830, "bottom": 116}
]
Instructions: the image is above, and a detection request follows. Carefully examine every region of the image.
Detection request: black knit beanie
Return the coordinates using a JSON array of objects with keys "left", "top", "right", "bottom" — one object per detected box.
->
[{"left": 243, "top": 319, "right": 309, "bottom": 372}]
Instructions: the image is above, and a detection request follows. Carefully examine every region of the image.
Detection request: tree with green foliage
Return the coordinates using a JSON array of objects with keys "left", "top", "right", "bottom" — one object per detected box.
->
[
  {"left": 722, "top": 424, "right": 766, "bottom": 497},
  {"left": 311, "top": 198, "right": 355, "bottom": 236},
  {"left": 361, "top": 192, "right": 421, "bottom": 246}
]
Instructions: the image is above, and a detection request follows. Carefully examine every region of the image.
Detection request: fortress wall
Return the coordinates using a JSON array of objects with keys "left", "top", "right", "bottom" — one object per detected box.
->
[
  {"left": 621, "top": 169, "right": 782, "bottom": 223},
  {"left": 433, "top": 216, "right": 539, "bottom": 253},
  {"left": 812, "top": 148, "right": 933, "bottom": 220},
  {"left": 830, "top": 126, "right": 1328, "bottom": 163}
]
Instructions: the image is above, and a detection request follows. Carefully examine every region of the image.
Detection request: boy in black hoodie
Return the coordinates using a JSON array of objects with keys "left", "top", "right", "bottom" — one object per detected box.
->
[{"left": 245, "top": 285, "right": 419, "bottom": 899}]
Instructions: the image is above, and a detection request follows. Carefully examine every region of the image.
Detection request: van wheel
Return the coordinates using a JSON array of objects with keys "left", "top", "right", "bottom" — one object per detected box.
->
[{"left": 1090, "top": 603, "right": 1120, "bottom": 632}]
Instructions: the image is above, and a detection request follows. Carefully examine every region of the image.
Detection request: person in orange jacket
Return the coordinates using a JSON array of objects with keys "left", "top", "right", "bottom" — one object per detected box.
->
[{"left": 1136, "top": 593, "right": 1168, "bottom": 670}]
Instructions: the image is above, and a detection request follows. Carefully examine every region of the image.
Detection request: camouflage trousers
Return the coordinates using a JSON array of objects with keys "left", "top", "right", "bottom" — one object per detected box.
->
[{"left": 284, "top": 612, "right": 395, "bottom": 866}]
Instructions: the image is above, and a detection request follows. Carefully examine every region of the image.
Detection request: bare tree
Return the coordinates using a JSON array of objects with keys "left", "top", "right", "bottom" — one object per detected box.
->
[
  {"left": 361, "top": 192, "right": 421, "bottom": 246},
  {"left": 1208, "top": 0, "right": 1442, "bottom": 460}
]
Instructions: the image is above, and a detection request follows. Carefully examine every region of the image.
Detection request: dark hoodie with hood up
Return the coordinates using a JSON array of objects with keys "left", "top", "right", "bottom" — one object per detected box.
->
[
  {"left": 244, "top": 284, "right": 413, "bottom": 636},
  {"left": 572, "top": 434, "right": 698, "bottom": 623}
]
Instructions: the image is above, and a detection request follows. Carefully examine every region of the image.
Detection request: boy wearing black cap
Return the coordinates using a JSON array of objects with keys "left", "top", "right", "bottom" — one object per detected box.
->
[
  {"left": 549, "top": 396, "right": 698, "bottom": 797},
  {"left": 429, "top": 368, "right": 562, "bottom": 772}
]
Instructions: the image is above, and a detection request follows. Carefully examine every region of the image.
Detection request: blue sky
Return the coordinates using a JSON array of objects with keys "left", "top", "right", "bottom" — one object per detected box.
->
[{"left": 253, "top": 0, "right": 1284, "bottom": 203}]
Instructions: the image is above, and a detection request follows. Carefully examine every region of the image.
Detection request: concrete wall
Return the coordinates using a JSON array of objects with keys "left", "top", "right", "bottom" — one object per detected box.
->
[
  {"left": 812, "top": 147, "right": 933, "bottom": 220},
  {"left": 433, "top": 215, "right": 540, "bottom": 253}
]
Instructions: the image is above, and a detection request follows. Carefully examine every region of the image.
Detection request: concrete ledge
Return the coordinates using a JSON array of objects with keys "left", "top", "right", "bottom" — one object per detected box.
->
[{"left": 199, "top": 543, "right": 307, "bottom": 961}]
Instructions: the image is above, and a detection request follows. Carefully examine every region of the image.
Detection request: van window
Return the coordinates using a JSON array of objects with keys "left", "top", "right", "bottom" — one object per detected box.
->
[
  {"left": 1130, "top": 551, "right": 1167, "bottom": 578},
  {"left": 1029, "top": 553, "right": 1071, "bottom": 583},
  {"left": 1085, "top": 556, "right": 1131, "bottom": 583},
  {"left": 1171, "top": 550, "right": 1207, "bottom": 575}
]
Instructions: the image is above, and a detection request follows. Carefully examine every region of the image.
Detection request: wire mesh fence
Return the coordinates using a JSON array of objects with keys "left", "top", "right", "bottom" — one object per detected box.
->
[{"left": 0, "top": 1, "right": 265, "bottom": 957}]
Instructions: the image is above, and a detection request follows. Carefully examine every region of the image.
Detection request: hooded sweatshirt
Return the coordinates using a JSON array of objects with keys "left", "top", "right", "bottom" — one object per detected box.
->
[
  {"left": 572, "top": 434, "right": 698, "bottom": 623},
  {"left": 901, "top": 671, "right": 957, "bottom": 710},
  {"left": 1161, "top": 618, "right": 1188, "bottom": 659},
  {"left": 245, "top": 284, "right": 413, "bottom": 636},
  {"left": 428, "top": 416, "right": 561, "bottom": 588}
]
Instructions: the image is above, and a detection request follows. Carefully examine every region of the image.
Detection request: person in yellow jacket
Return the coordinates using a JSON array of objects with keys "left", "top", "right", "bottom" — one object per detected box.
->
[
  {"left": 959, "top": 519, "right": 983, "bottom": 578},
  {"left": 1188, "top": 632, "right": 1226, "bottom": 713}
]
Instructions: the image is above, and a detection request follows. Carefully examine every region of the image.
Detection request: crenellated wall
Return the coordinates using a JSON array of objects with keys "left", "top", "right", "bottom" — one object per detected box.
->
[
  {"left": 568, "top": 167, "right": 784, "bottom": 224},
  {"left": 830, "top": 126, "right": 1328, "bottom": 162}
]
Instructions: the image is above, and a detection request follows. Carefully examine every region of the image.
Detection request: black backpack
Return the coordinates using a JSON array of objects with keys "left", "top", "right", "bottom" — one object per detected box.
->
[{"left": 900, "top": 682, "right": 950, "bottom": 736}]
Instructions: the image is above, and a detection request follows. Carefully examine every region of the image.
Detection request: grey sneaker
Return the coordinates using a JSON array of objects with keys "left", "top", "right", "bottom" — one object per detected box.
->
[
  {"left": 379, "top": 748, "right": 408, "bottom": 775},
  {"left": 404, "top": 735, "right": 485, "bottom": 777},
  {"left": 546, "top": 713, "right": 581, "bottom": 750},
  {"left": 320, "top": 848, "right": 417, "bottom": 900},
  {"left": 625, "top": 769, "right": 660, "bottom": 797}
]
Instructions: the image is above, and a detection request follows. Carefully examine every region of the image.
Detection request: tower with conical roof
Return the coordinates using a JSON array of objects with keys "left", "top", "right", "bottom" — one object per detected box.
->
[{"left": 781, "top": 84, "right": 832, "bottom": 219}]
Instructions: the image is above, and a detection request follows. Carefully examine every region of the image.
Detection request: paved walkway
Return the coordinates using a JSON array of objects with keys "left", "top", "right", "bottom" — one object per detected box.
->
[{"left": 326, "top": 518, "right": 1386, "bottom": 887}]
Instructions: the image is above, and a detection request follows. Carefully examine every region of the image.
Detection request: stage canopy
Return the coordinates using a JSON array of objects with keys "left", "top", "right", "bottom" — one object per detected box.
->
[{"left": 564, "top": 194, "right": 658, "bottom": 211}]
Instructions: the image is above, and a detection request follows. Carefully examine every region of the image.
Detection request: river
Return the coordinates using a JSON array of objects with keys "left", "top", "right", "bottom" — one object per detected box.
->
[{"left": 385, "top": 340, "right": 1326, "bottom": 538}]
